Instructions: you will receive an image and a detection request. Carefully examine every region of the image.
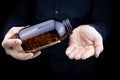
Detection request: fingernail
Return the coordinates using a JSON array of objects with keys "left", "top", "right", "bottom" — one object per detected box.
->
[{"left": 16, "top": 39, "right": 21, "bottom": 45}]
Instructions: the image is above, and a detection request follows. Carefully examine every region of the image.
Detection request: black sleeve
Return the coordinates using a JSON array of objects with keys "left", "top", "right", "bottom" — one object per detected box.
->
[
  {"left": 90, "top": 0, "right": 112, "bottom": 42},
  {"left": 1, "top": 0, "right": 32, "bottom": 39}
]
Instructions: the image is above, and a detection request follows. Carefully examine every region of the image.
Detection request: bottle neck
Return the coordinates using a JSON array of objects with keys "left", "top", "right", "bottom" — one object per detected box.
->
[{"left": 62, "top": 19, "right": 72, "bottom": 35}]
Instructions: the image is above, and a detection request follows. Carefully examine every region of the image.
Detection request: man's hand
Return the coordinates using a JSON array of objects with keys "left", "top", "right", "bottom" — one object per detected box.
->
[
  {"left": 66, "top": 25, "right": 103, "bottom": 60},
  {"left": 1, "top": 27, "right": 41, "bottom": 60}
]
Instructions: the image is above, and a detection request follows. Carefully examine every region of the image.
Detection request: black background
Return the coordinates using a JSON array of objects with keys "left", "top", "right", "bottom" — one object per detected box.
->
[{"left": 0, "top": 0, "right": 115, "bottom": 80}]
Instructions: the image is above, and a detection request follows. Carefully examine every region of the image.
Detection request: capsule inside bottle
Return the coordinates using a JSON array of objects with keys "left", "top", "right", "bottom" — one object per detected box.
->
[{"left": 18, "top": 19, "right": 72, "bottom": 53}]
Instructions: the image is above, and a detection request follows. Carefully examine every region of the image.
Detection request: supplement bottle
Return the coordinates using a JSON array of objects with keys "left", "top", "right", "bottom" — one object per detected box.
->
[{"left": 18, "top": 19, "right": 72, "bottom": 53}]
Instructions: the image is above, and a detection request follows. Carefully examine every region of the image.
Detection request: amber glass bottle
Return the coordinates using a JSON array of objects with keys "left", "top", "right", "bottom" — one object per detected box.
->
[{"left": 18, "top": 19, "right": 72, "bottom": 53}]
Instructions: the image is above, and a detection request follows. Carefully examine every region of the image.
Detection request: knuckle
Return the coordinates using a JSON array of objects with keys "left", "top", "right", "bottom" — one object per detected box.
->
[
  {"left": 1, "top": 41, "right": 6, "bottom": 48},
  {"left": 10, "top": 27, "right": 17, "bottom": 32}
]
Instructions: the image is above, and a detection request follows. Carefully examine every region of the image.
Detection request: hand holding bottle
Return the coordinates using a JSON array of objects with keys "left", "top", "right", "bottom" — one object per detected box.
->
[
  {"left": 1, "top": 27, "right": 41, "bottom": 60},
  {"left": 1, "top": 19, "right": 71, "bottom": 60}
]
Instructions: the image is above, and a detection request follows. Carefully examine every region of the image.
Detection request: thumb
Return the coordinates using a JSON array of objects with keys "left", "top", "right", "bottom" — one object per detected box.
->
[
  {"left": 3, "top": 39, "right": 22, "bottom": 48},
  {"left": 94, "top": 34, "right": 103, "bottom": 57}
]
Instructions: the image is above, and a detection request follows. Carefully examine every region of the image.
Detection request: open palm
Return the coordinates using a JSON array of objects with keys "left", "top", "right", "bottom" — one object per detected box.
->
[{"left": 66, "top": 25, "right": 103, "bottom": 60}]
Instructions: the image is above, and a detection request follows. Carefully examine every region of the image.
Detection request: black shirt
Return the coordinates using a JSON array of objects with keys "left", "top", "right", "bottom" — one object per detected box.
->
[
  {"left": 1, "top": 0, "right": 112, "bottom": 80},
  {"left": 1, "top": 0, "right": 112, "bottom": 39}
]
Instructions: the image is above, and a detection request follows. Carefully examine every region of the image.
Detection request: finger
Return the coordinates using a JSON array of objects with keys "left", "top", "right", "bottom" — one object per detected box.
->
[
  {"left": 94, "top": 35, "right": 103, "bottom": 58},
  {"left": 14, "top": 42, "right": 25, "bottom": 52},
  {"left": 5, "top": 46, "right": 34, "bottom": 60},
  {"left": 68, "top": 47, "right": 80, "bottom": 59},
  {"left": 66, "top": 46, "right": 75, "bottom": 56},
  {"left": 74, "top": 47, "right": 85, "bottom": 60},
  {"left": 95, "top": 45, "right": 103, "bottom": 58},
  {"left": 14, "top": 46, "right": 24, "bottom": 52},
  {"left": 11, "top": 51, "right": 34, "bottom": 60},
  {"left": 30, "top": 51, "right": 41, "bottom": 59},
  {"left": 5, "top": 47, "right": 17, "bottom": 55},
  {"left": 4, "top": 27, "right": 24, "bottom": 39},
  {"left": 81, "top": 46, "right": 94, "bottom": 60},
  {"left": 2, "top": 39, "right": 22, "bottom": 49}
]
